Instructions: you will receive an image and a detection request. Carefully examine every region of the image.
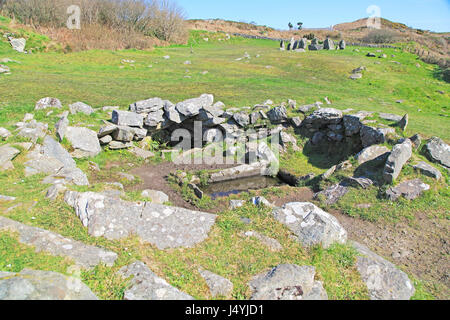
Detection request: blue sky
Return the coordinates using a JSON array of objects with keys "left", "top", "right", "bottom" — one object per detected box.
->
[{"left": 175, "top": 0, "right": 450, "bottom": 32}]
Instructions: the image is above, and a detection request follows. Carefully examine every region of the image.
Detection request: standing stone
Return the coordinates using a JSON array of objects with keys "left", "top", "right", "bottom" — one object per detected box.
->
[
  {"left": 198, "top": 269, "right": 233, "bottom": 298},
  {"left": 339, "top": 40, "right": 346, "bottom": 50},
  {"left": 35, "top": 97, "right": 62, "bottom": 110},
  {"left": 323, "top": 38, "right": 335, "bottom": 50},
  {"left": 352, "top": 242, "right": 415, "bottom": 300},
  {"left": 292, "top": 40, "right": 299, "bottom": 50},
  {"left": 272, "top": 202, "right": 347, "bottom": 248},
  {"left": 280, "top": 40, "right": 285, "bottom": 50},
  {"left": 249, "top": 264, "right": 328, "bottom": 300},
  {"left": 299, "top": 38, "right": 307, "bottom": 49},
  {"left": 118, "top": 261, "right": 194, "bottom": 300},
  {"left": 383, "top": 139, "right": 412, "bottom": 184},
  {"left": 398, "top": 114, "right": 409, "bottom": 131},
  {"left": 409, "top": 134, "right": 422, "bottom": 150},
  {"left": 423, "top": 137, "right": 450, "bottom": 168},
  {"left": 0, "top": 269, "right": 98, "bottom": 300},
  {"left": 55, "top": 115, "right": 69, "bottom": 142}
]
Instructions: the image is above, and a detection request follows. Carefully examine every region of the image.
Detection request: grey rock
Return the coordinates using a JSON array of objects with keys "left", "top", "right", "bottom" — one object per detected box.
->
[
  {"left": 141, "top": 190, "right": 169, "bottom": 204},
  {"left": 323, "top": 38, "right": 335, "bottom": 50},
  {"left": 352, "top": 241, "right": 415, "bottom": 300},
  {"left": 309, "top": 44, "right": 323, "bottom": 51},
  {"left": 108, "top": 141, "right": 133, "bottom": 150},
  {"left": 251, "top": 196, "right": 273, "bottom": 207},
  {"left": 386, "top": 179, "right": 430, "bottom": 201},
  {"left": 64, "top": 191, "right": 217, "bottom": 249},
  {"left": 69, "top": 102, "right": 94, "bottom": 115},
  {"left": 66, "top": 127, "right": 102, "bottom": 158},
  {"left": 35, "top": 97, "right": 62, "bottom": 110},
  {"left": 344, "top": 177, "right": 374, "bottom": 189},
  {"left": 398, "top": 114, "right": 409, "bottom": 131},
  {"left": 9, "top": 38, "right": 26, "bottom": 53},
  {"left": 413, "top": 161, "right": 442, "bottom": 180},
  {"left": 299, "top": 38, "right": 308, "bottom": 49},
  {"left": 298, "top": 103, "right": 320, "bottom": 114},
  {"left": 145, "top": 109, "right": 165, "bottom": 128},
  {"left": 229, "top": 200, "right": 246, "bottom": 209},
  {"left": 366, "top": 53, "right": 376, "bottom": 57},
  {"left": 383, "top": 139, "right": 412, "bottom": 184},
  {"left": 409, "top": 134, "right": 422, "bottom": 149},
  {"left": 98, "top": 124, "right": 118, "bottom": 138},
  {"left": 273, "top": 202, "right": 347, "bottom": 248},
  {"left": 243, "top": 231, "right": 282, "bottom": 252},
  {"left": 379, "top": 113, "right": 402, "bottom": 122},
  {"left": 17, "top": 121, "right": 48, "bottom": 142},
  {"left": 112, "top": 110, "right": 143, "bottom": 127},
  {"left": 314, "top": 183, "right": 349, "bottom": 205},
  {"left": 304, "top": 108, "right": 343, "bottom": 127},
  {"left": 99, "top": 135, "right": 112, "bottom": 145},
  {"left": 290, "top": 117, "right": 302, "bottom": 128},
  {"left": 249, "top": 264, "right": 327, "bottom": 300},
  {"left": 232, "top": 112, "right": 250, "bottom": 127},
  {"left": 42, "top": 136, "right": 77, "bottom": 169},
  {"left": 339, "top": 40, "right": 346, "bottom": 50},
  {"left": 112, "top": 126, "right": 134, "bottom": 142},
  {"left": 198, "top": 269, "right": 233, "bottom": 298},
  {"left": 0, "top": 145, "right": 20, "bottom": 170},
  {"left": 55, "top": 115, "right": 69, "bottom": 141},
  {"left": 360, "top": 125, "right": 395, "bottom": 148},
  {"left": 130, "top": 146, "right": 154, "bottom": 159},
  {"left": 267, "top": 106, "right": 288, "bottom": 123},
  {"left": 176, "top": 94, "right": 214, "bottom": 117},
  {"left": 357, "top": 145, "right": 390, "bottom": 164},
  {"left": 423, "top": 137, "right": 450, "bottom": 168},
  {"left": 203, "top": 128, "right": 223, "bottom": 143},
  {"left": 349, "top": 73, "right": 363, "bottom": 80},
  {"left": 0, "top": 269, "right": 98, "bottom": 300},
  {"left": 129, "top": 97, "right": 164, "bottom": 114},
  {"left": 46, "top": 183, "right": 67, "bottom": 201},
  {"left": 343, "top": 115, "right": 362, "bottom": 136},
  {"left": 0, "top": 127, "right": 11, "bottom": 139},
  {"left": 0, "top": 216, "right": 117, "bottom": 269},
  {"left": 164, "top": 102, "right": 184, "bottom": 124},
  {"left": 0, "top": 64, "right": 10, "bottom": 74},
  {"left": 119, "top": 261, "right": 194, "bottom": 300}
]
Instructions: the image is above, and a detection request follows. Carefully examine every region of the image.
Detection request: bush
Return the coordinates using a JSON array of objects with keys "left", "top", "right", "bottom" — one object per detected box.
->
[
  {"left": 3, "top": 0, "right": 187, "bottom": 45},
  {"left": 362, "top": 29, "right": 398, "bottom": 44},
  {"left": 304, "top": 33, "right": 315, "bottom": 40}
]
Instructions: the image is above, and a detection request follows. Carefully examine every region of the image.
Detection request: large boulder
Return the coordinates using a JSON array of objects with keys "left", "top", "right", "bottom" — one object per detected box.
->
[
  {"left": 9, "top": 38, "right": 26, "bottom": 53},
  {"left": 249, "top": 264, "right": 328, "bottom": 300},
  {"left": 383, "top": 139, "right": 412, "bottom": 184},
  {"left": 423, "top": 137, "right": 450, "bottom": 168},
  {"left": 64, "top": 191, "right": 217, "bottom": 249},
  {"left": 129, "top": 97, "right": 164, "bottom": 114},
  {"left": 272, "top": 202, "right": 347, "bottom": 248},
  {"left": 323, "top": 38, "right": 335, "bottom": 50},
  {"left": 111, "top": 110, "right": 143, "bottom": 127},
  {"left": 303, "top": 108, "right": 343, "bottom": 128},
  {"left": 413, "top": 161, "right": 442, "bottom": 180},
  {"left": 35, "top": 97, "right": 62, "bottom": 110},
  {"left": 386, "top": 179, "right": 430, "bottom": 201},
  {"left": 118, "top": 261, "right": 193, "bottom": 300},
  {"left": 65, "top": 127, "right": 102, "bottom": 158},
  {"left": 0, "top": 269, "right": 98, "bottom": 300},
  {"left": 267, "top": 106, "right": 288, "bottom": 124},
  {"left": 352, "top": 242, "right": 415, "bottom": 300},
  {"left": 339, "top": 40, "right": 346, "bottom": 50},
  {"left": 232, "top": 112, "right": 250, "bottom": 127}
]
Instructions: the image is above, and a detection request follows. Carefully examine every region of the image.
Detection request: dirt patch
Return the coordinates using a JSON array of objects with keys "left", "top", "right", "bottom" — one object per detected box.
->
[
  {"left": 269, "top": 186, "right": 315, "bottom": 207},
  {"left": 332, "top": 209, "right": 450, "bottom": 299},
  {"left": 130, "top": 162, "right": 234, "bottom": 211}
]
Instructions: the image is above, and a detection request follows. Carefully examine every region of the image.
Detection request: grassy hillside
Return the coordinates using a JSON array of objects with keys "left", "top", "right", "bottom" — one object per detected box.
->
[{"left": 1, "top": 30, "right": 449, "bottom": 140}]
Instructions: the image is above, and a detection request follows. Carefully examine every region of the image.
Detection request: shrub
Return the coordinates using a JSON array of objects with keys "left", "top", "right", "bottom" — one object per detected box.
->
[
  {"left": 304, "top": 33, "right": 315, "bottom": 40},
  {"left": 3, "top": 0, "right": 187, "bottom": 46},
  {"left": 362, "top": 29, "right": 398, "bottom": 44}
]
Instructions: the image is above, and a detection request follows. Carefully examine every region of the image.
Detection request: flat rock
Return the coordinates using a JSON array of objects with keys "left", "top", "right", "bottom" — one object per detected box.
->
[
  {"left": 69, "top": 102, "right": 94, "bottom": 115},
  {"left": 0, "top": 216, "right": 117, "bottom": 269},
  {"left": 243, "top": 231, "right": 283, "bottom": 252},
  {"left": 130, "top": 146, "right": 155, "bottom": 159},
  {"left": 352, "top": 241, "right": 415, "bottom": 300},
  {"left": 0, "top": 269, "right": 98, "bottom": 300},
  {"left": 35, "top": 97, "right": 62, "bottom": 110},
  {"left": 119, "top": 261, "right": 194, "bottom": 300},
  {"left": 175, "top": 94, "right": 214, "bottom": 117},
  {"left": 356, "top": 145, "right": 390, "bottom": 164},
  {"left": 413, "top": 161, "right": 442, "bottom": 180},
  {"left": 64, "top": 191, "right": 217, "bottom": 249},
  {"left": 111, "top": 110, "right": 143, "bottom": 127},
  {"left": 0, "top": 145, "right": 20, "bottom": 169},
  {"left": 141, "top": 190, "right": 169, "bottom": 204},
  {"left": 129, "top": 97, "right": 164, "bottom": 114},
  {"left": 379, "top": 113, "right": 402, "bottom": 122},
  {"left": 360, "top": 125, "right": 395, "bottom": 148},
  {"left": 17, "top": 121, "right": 48, "bottom": 142},
  {"left": 273, "top": 202, "right": 347, "bottom": 248},
  {"left": 198, "top": 269, "right": 233, "bottom": 298},
  {"left": 423, "top": 137, "right": 450, "bottom": 168},
  {"left": 9, "top": 38, "right": 26, "bottom": 53},
  {"left": 314, "top": 183, "right": 349, "bottom": 205},
  {"left": 383, "top": 139, "right": 412, "bottom": 184},
  {"left": 65, "top": 127, "right": 101, "bottom": 158},
  {"left": 249, "top": 264, "right": 328, "bottom": 300},
  {"left": 386, "top": 179, "right": 430, "bottom": 201}
]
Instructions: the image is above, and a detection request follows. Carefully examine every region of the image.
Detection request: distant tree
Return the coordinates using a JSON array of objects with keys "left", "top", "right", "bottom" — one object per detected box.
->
[
  {"left": 297, "top": 22, "right": 303, "bottom": 30},
  {"left": 288, "top": 22, "right": 293, "bottom": 30}
]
